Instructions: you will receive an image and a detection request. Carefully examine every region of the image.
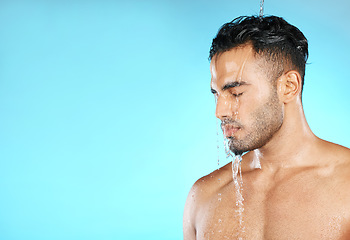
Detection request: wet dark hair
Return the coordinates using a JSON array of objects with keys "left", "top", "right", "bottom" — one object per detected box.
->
[{"left": 209, "top": 16, "right": 308, "bottom": 91}]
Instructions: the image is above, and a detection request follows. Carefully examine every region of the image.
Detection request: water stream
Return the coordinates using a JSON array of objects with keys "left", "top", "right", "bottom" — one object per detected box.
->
[
  {"left": 216, "top": 118, "right": 220, "bottom": 170},
  {"left": 259, "top": 0, "right": 265, "bottom": 18},
  {"left": 232, "top": 154, "right": 244, "bottom": 239},
  {"left": 223, "top": 138, "right": 245, "bottom": 239},
  {"left": 215, "top": 2, "right": 265, "bottom": 237}
]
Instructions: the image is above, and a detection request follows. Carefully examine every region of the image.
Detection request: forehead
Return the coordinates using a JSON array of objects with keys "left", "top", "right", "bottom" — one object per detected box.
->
[{"left": 210, "top": 45, "right": 266, "bottom": 87}]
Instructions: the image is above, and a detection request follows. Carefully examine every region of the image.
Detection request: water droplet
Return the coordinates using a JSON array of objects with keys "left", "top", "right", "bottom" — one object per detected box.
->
[
  {"left": 218, "top": 193, "right": 222, "bottom": 201},
  {"left": 218, "top": 219, "right": 222, "bottom": 223}
]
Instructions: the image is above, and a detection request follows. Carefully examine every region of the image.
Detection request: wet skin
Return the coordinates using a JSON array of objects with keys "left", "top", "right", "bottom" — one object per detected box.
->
[{"left": 183, "top": 45, "right": 350, "bottom": 239}]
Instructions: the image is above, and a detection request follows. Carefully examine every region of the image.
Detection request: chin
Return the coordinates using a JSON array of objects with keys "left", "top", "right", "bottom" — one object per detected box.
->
[
  {"left": 228, "top": 138, "right": 263, "bottom": 156},
  {"left": 227, "top": 141, "right": 248, "bottom": 156}
]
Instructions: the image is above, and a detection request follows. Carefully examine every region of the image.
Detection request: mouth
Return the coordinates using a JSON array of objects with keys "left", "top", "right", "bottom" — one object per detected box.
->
[{"left": 222, "top": 124, "right": 241, "bottom": 137}]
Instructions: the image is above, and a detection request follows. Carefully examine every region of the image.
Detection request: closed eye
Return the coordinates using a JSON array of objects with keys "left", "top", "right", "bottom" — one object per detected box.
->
[{"left": 232, "top": 92, "right": 244, "bottom": 97}]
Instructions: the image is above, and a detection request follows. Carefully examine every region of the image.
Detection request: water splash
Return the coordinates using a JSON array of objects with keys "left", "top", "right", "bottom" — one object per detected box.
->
[
  {"left": 223, "top": 137, "right": 233, "bottom": 159},
  {"left": 259, "top": 0, "right": 265, "bottom": 18},
  {"left": 232, "top": 154, "right": 245, "bottom": 239},
  {"left": 252, "top": 150, "right": 262, "bottom": 169}
]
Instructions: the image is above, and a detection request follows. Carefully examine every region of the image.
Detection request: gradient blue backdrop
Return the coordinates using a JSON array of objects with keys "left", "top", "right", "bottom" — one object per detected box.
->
[{"left": 1, "top": 0, "right": 350, "bottom": 239}]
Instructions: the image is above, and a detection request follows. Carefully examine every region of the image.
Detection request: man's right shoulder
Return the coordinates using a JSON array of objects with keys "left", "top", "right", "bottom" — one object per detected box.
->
[
  {"left": 188, "top": 162, "right": 233, "bottom": 203},
  {"left": 184, "top": 163, "right": 232, "bottom": 217},
  {"left": 183, "top": 164, "right": 231, "bottom": 239}
]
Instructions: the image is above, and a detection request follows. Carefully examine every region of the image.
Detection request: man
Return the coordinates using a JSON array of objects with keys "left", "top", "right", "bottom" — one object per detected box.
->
[{"left": 183, "top": 16, "right": 350, "bottom": 239}]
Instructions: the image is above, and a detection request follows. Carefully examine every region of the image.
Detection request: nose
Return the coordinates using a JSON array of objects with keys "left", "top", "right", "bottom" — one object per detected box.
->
[{"left": 215, "top": 95, "right": 236, "bottom": 120}]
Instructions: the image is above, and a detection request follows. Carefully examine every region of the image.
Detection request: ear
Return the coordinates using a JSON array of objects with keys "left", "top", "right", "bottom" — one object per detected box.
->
[{"left": 277, "top": 70, "right": 302, "bottom": 103}]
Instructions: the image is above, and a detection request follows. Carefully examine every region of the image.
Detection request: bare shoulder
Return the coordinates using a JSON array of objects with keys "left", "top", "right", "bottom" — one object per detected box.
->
[
  {"left": 325, "top": 142, "right": 350, "bottom": 238},
  {"left": 332, "top": 143, "right": 350, "bottom": 180},
  {"left": 327, "top": 140, "right": 350, "bottom": 157},
  {"left": 317, "top": 140, "right": 350, "bottom": 177},
  {"left": 320, "top": 139, "right": 350, "bottom": 168},
  {"left": 183, "top": 163, "right": 232, "bottom": 239}
]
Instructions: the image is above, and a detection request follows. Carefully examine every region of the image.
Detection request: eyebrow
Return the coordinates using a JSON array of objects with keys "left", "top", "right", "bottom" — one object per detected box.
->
[
  {"left": 211, "top": 81, "right": 248, "bottom": 94},
  {"left": 222, "top": 81, "right": 248, "bottom": 91}
]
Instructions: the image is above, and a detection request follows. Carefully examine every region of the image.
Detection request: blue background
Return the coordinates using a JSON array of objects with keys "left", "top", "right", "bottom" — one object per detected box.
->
[{"left": 1, "top": 0, "right": 349, "bottom": 239}]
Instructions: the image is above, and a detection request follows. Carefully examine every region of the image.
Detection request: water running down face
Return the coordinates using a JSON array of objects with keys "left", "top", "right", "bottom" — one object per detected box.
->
[{"left": 210, "top": 45, "right": 284, "bottom": 155}]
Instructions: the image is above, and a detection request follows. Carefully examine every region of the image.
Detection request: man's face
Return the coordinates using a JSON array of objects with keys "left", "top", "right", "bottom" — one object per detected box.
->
[{"left": 210, "top": 45, "right": 284, "bottom": 155}]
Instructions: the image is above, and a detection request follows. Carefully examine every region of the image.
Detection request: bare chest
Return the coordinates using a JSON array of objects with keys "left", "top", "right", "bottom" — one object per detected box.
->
[{"left": 196, "top": 174, "right": 350, "bottom": 240}]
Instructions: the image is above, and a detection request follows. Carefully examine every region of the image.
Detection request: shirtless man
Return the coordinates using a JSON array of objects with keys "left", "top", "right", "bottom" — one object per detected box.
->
[{"left": 183, "top": 16, "right": 350, "bottom": 239}]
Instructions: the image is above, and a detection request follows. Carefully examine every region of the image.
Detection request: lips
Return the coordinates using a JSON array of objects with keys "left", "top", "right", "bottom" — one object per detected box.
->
[{"left": 222, "top": 124, "right": 241, "bottom": 137}]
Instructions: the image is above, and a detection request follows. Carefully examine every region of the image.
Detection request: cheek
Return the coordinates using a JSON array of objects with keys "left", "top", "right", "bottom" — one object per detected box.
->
[
  {"left": 236, "top": 96, "right": 260, "bottom": 118},
  {"left": 237, "top": 83, "right": 274, "bottom": 115}
]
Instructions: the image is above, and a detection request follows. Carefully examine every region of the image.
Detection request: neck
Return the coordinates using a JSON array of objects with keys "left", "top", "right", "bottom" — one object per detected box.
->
[{"left": 248, "top": 99, "right": 318, "bottom": 172}]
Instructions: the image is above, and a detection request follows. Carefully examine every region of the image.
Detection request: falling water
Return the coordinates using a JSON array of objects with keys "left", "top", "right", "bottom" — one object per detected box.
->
[
  {"left": 223, "top": 137, "right": 231, "bottom": 158},
  {"left": 216, "top": 118, "right": 220, "bottom": 170},
  {"left": 259, "top": 0, "right": 265, "bottom": 18},
  {"left": 215, "top": 17, "right": 265, "bottom": 237},
  {"left": 215, "top": 96, "right": 221, "bottom": 170},
  {"left": 223, "top": 138, "right": 245, "bottom": 239},
  {"left": 232, "top": 154, "right": 245, "bottom": 239}
]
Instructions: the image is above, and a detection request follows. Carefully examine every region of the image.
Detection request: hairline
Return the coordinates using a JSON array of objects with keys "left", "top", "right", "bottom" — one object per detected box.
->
[{"left": 211, "top": 43, "right": 289, "bottom": 87}]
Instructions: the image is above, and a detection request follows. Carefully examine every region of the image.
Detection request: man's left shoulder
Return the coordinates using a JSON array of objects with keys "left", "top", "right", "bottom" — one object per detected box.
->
[
  {"left": 318, "top": 140, "right": 350, "bottom": 183},
  {"left": 331, "top": 143, "right": 350, "bottom": 172},
  {"left": 332, "top": 143, "right": 350, "bottom": 170},
  {"left": 320, "top": 140, "right": 350, "bottom": 164}
]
